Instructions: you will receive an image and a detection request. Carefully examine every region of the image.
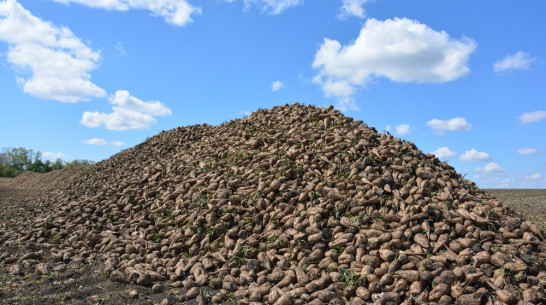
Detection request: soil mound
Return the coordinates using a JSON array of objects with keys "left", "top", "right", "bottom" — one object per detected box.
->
[{"left": 2, "top": 104, "right": 545, "bottom": 304}]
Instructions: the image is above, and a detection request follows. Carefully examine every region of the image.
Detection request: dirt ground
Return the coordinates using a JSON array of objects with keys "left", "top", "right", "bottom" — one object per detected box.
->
[
  {"left": 1, "top": 173, "right": 545, "bottom": 304},
  {"left": 485, "top": 189, "right": 546, "bottom": 228}
]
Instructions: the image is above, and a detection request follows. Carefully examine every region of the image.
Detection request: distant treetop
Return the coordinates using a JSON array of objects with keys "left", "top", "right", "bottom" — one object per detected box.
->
[{"left": 0, "top": 147, "right": 95, "bottom": 177}]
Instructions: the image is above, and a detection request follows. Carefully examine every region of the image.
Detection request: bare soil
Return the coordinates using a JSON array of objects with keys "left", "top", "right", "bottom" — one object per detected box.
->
[{"left": 485, "top": 189, "right": 546, "bottom": 228}]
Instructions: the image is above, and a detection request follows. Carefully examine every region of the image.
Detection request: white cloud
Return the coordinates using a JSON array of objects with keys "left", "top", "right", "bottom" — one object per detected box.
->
[
  {"left": 80, "top": 90, "right": 172, "bottom": 131},
  {"left": 239, "top": 0, "right": 303, "bottom": 15},
  {"left": 473, "top": 176, "right": 518, "bottom": 188},
  {"left": 111, "top": 141, "right": 126, "bottom": 146},
  {"left": 335, "top": 98, "right": 359, "bottom": 112},
  {"left": 114, "top": 42, "right": 125, "bottom": 56},
  {"left": 338, "top": 0, "right": 369, "bottom": 19},
  {"left": 83, "top": 138, "right": 108, "bottom": 146},
  {"left": 109, "top": 90, "right": 171, "bottom": 116},
  {"left": 42, "top": 152, "right": 66, "bottom": 159},
  {"left": 496, "top": 178, "right": 515, "bottom": 188},
  {"left": 0, "top": 0, "right": 105, "bottom": 102},
  {"left": 52, "top": 0, "right": 201, "bottom": 26},
  {"left": 493, "top": 51, "right": 536, "bottom": 73},
  {"left": 476, "top": 172, "right": 546, "bottom": 188},
  {"left": 385, "top": 124, "right": 411, "bottom": 135},
  {"left": 271, "top": 80, "right": 284, "bottom": 92},
  {"left": 321, "top": 79, "right": 355, "bottom": 98},
  {"left": 432, "top": 146, "right": 458, "bottom": 159},
  {"left": 83, "top": 138, "right": 125, "bottom": 146},
  {"left": 395, "top": 124, "right": 410, "bottom": 135},
  {"left": 475, "top": 162, "right": 505, "bottom": 174},
  {"left": 459, "top": 149, "right": 491, "bottom": 162},
  {"left": 525, "top": 173, "right": 542, "bottom": 181},
  {"left": 517, "top": 148, "right": 538, "bottom": 155},
  {"left": 519, "top": 110, "right": 546, "bottom": 123},
  {"left": 312, "top": 18, "right": 476, "bottom": 100},
  {"left": 426, "top": 117, "right": 471, "bottom": 135}
]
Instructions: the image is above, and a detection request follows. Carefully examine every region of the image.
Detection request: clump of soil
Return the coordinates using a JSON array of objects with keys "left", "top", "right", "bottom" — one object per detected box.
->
[{"left": 1, "top": 104, "right": 545, "bottom": 304}]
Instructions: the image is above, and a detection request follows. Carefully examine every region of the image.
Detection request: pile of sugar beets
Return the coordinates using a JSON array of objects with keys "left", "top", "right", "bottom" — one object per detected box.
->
[{"left": 2, "top": 104, "right": 545, "bottom": 304}]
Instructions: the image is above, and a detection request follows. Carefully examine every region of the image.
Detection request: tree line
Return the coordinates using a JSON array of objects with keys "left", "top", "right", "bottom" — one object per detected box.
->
[{"left": 0, "top": 147, "right": 95, "bottom": 177}]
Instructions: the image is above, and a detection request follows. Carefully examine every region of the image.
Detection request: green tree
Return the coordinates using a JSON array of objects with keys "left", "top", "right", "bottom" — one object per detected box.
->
[
  {"left": 52, "top": 158, "right": 64, "bottom": 170},
  {"left": 0, "top": 147, "right": 96, "bottom": 177},
  {"left": 66, "top": 159, "right": 95, "bottom": 167},
  {"left": 0, "top": 150, "right": 9, "bottom": 166},
  {"left": 8, "top": 147, "right": 35, "bottom": 172},
  {"left": 0, "top": 164, "right": 18, "bottom": 177}
]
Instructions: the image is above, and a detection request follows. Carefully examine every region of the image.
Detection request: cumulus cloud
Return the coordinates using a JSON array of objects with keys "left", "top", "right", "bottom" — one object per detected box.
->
[
  {"left": 385, "top": 124, "right": 411, "bottom": 135},
  {"left": 525, "top": 173, "right": 542, "bottom": 181},
  {"left": 42, "top": 152, "right": 66, "bottom": 159},
  {"left": 111, "top": 141, "right": 126, "bottom": 147},
  {"left": 479, "top": 173, "right": 544, "bottom": 188},
  {"left": 493, "top": 51, "right": 536, "bottom": 73},
  {"left": 426, "top": 117, "right": 471, "bottom": 135},
  {"left": 83, "top": 138, "right": 108, "bottom": 146},
  {"left": 432, "top": 146, "right": 458, "bottom": 159},
  {"left": 312, "top": 18, "right": 476, "bottom": 101},
  {"left": 338, "top": 0, "right": 370, "bottom": 19},
  {"left": 236, "top": 0, "right": 303, "bottom": 15},
  {"left": 494, "top": 178, "right": 514, "bottom": 188},
  {"left": 271, "top": 81, "right": 284, "bottom": 92},
  {"left": 395, "top": 124, "right": 410, "bottom": 135},
  {"left": 83, "top": 138, "right": 125, "bottom": 146},
  {"left": 498, "top": 178, "right": 514, "bottom": 187},
  {"left": 52, "top": 0, "right": 201, "bottom": 26},
  {"left": 80, "top": 90, "right": 172, "bottom": 131},
  {"left": 517, "top": 148, "right": 538, "bottom": 155},
  {"left": 459, "top": 149, "right": 491, "bottom": 162},
  {"left": 475, "top": 162, "right": 505, "bottom": 174},
  {"left": 114, "top": 42, "right": 126, "bottom": 56},
  {"left": 518, "top": 110, "right": 546, "bottom": 123},
  {"left": 335, "top": 98, "right": 359, "bottom": 112},
  {"left": 0, "top": 0, "right": 106, "bottom": 102}
]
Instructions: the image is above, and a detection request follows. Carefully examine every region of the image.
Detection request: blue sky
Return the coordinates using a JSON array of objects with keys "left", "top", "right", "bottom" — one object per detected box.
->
[{"left": 0, "top": 0, "right": 545, "bottom": 188}]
